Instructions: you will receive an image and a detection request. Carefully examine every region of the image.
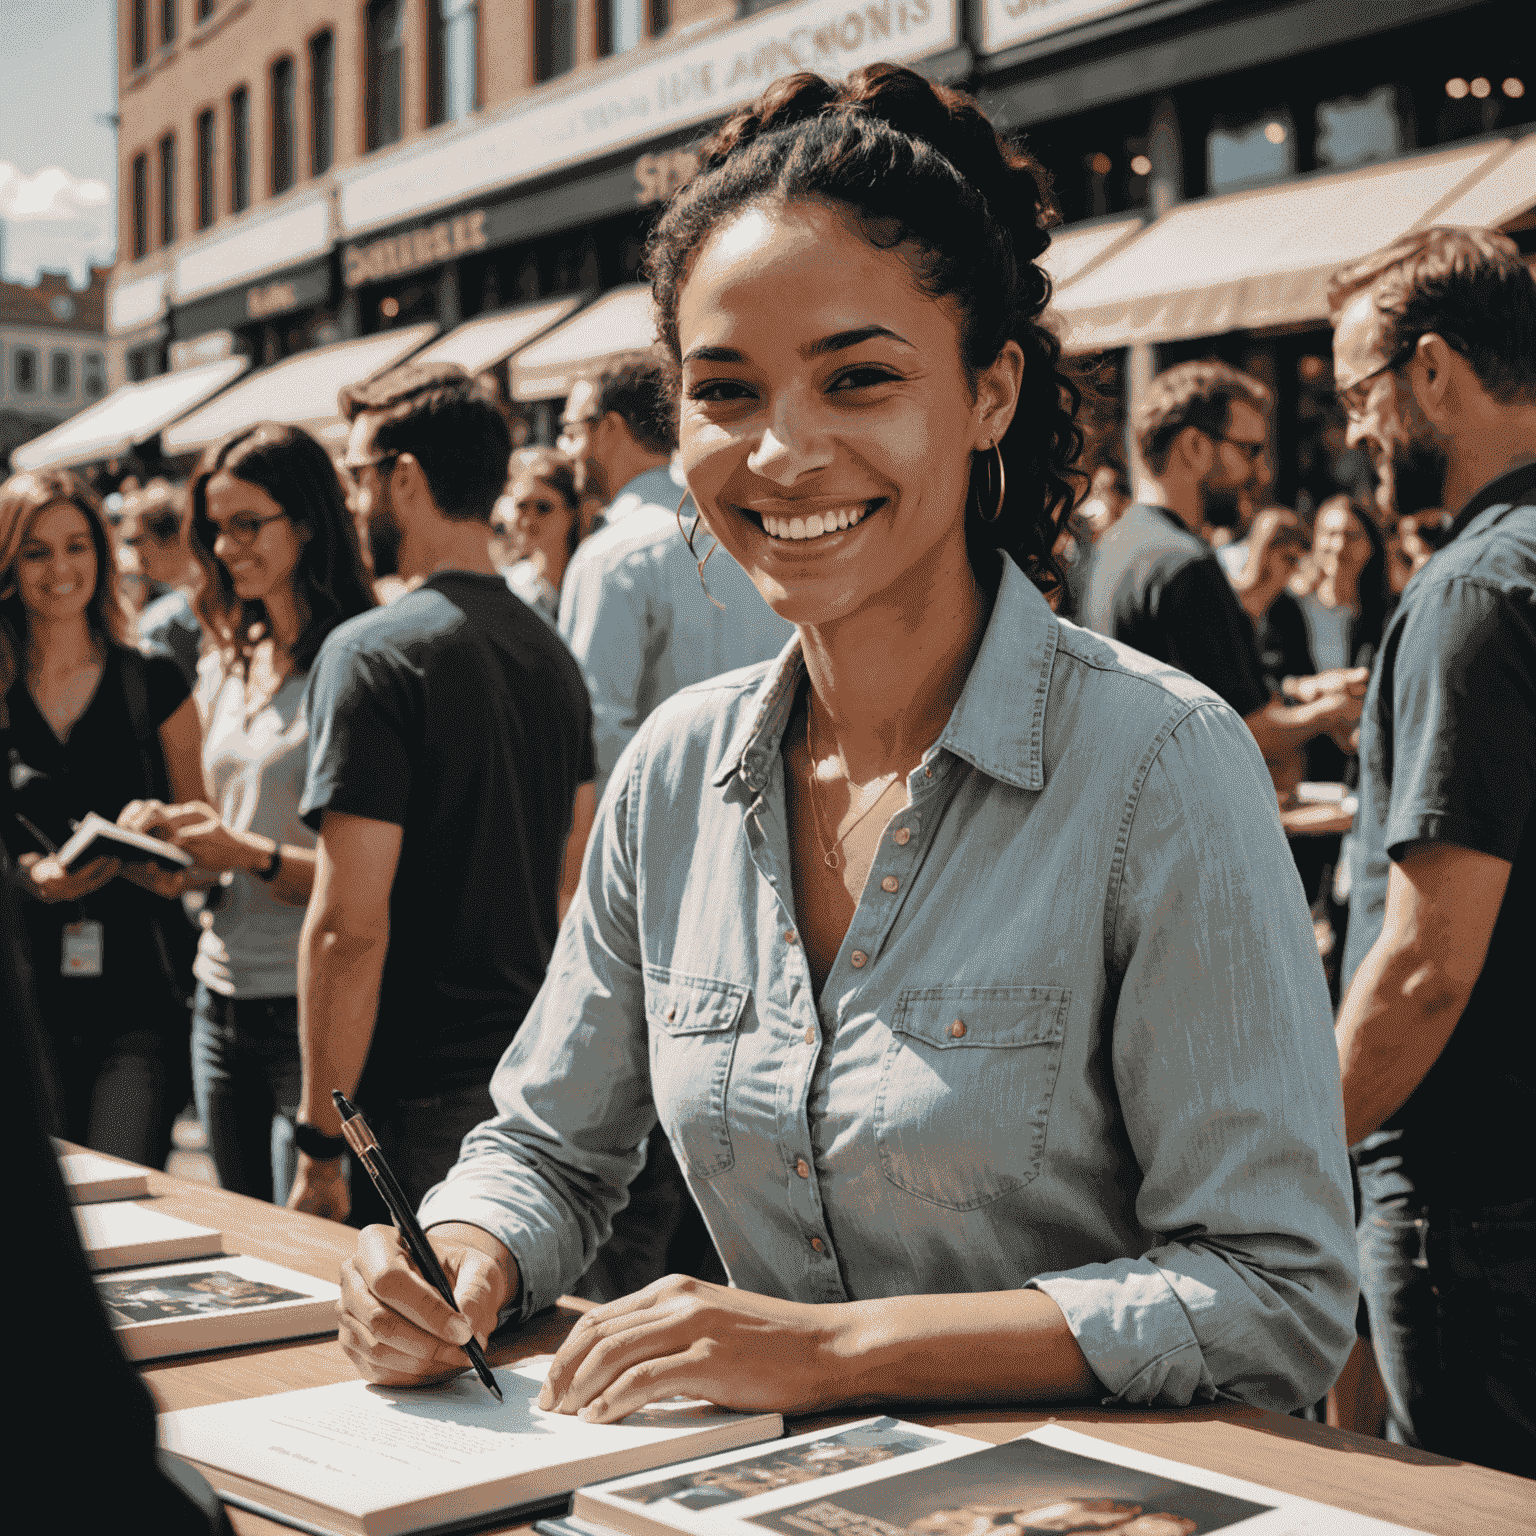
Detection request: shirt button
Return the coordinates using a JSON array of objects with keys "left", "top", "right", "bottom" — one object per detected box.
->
[
  {"left": 950, "top": 1018, "right": 967, "bottom": 1038},
  {"left": 924, "top": 766, "right": 933, "bottom": 778},
  {"left": 850, "top": 950, "right": 868, "bottom": 968},
  {"left": 796, "top": 1159, "right": 810, "bottom": 1179},
  {"left": 894, "top": 827, "right": 911, "bottom": 846},
  {"left": 803, "top": 1027, "right": 815, "bottom": 1044},
  {"left": 881, "top": 875, "right": 899, "bottom": 892},
  {"left": 810, "top": 1237, "right": 824, "bottom": 1253},
  {"left": 784, "top": 929, "right": 797, "bottom": 945},
  {"left": 665, "top": 1006, "right": 677, "bottom": 1022}
]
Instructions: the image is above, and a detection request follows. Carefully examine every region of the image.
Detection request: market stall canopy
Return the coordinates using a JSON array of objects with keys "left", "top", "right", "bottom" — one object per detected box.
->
[
  {"left": 12, "top": 357, "right": 250, "bottom": 471},
  {"left": 1040, "top": 216, "right": 1143, "bottom": 289},
  {"left": 1422, "top": 132, "right": 1536, "bottom": 230},
  {"left": 162, "top": 324, "right": 438, "bottom": 456},
  {"left": 1051, "top": 139, "right": 1505, "bottom": 354},
  {"left": 413, "top": 294, "right": 588, "bottom": 376},
  {"left": 510, "top": 286, "right": 658, "bottom": 402}
]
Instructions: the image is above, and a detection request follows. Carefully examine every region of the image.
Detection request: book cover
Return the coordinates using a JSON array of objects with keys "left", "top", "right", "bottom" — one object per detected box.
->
[
  {"left": 58, "top": 1148, "right": 151, "bottom": 1204},
  {"left": 96, "top": 1254, "right": 342, "bottom": 1360},
  {"left": 58, "top": 812, "right": 193, "bottom": 873},
  {"left": 74, "top": 1201, "right": 224, "bottom": 1271},
  {"left": 157, "top": 1356, "right": 784, "bottom": 1536}
]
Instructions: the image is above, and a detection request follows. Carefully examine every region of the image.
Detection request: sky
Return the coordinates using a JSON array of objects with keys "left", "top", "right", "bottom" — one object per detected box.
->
[{"left": 0, "top": 0, "right": 118, "bottom": 287}]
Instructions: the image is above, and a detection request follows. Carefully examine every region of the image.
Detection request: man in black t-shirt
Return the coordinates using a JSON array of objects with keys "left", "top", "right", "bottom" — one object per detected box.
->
[
  {"left": 1082, "top": 360, "right": 1365, "bottom": 792},
  {"left": 1331, "top": 227, "right": 1536, "bottom": 1476},
  {"left": 288, "top": 362, "right": 595, "bottom": 1231}
]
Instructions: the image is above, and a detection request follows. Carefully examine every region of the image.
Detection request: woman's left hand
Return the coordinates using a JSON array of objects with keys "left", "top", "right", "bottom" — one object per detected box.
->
[
  {"left": 119, "top": 799, "right": 251, "bottom": 874},
  {"left": 536, "top": 1276, "right": 842, "bottom": 1422}
]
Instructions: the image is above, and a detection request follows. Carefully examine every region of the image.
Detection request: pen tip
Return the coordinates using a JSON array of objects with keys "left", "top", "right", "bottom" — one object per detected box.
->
[{"left": 332, "top": 1089, "right": 350, "bottom": 1114}]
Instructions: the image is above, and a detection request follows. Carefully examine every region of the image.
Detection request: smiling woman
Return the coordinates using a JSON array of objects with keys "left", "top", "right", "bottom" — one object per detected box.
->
[{"left": 338, "top": 63, "right": 1357, "bottom": 1426}]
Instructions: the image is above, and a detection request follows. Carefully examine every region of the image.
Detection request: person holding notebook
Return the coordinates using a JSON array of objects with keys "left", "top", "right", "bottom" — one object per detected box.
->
[{"left": 337, "top": 64, "right": 1356, "bottom": 1421}]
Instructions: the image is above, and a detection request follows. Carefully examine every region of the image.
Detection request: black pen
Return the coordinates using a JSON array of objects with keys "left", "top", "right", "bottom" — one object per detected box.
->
[{"left": 333, "top": 1089, "right": 503, "bottom": 1403}]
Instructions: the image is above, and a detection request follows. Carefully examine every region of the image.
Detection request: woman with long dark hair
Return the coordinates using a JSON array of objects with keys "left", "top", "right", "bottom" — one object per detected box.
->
[
  {"left": 120, "top": 424, "right": 375, "bottom": 1202},
  {"left": 1, "top": 468, "right": 205, "bottom": 1164},
  {"left": 337, "top": 65, "right": 1355, "bottom": 1418}
]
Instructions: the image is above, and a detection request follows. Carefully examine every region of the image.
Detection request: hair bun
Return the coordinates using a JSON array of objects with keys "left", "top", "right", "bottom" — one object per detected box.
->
[{"left": 702, "top": 73, "right": 841, "bottom": 171}]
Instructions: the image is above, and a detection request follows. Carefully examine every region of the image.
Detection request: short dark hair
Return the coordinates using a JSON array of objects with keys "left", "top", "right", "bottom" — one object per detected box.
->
[
  {"left": 1136, "top": 360, "right": 1271, "bottom": 473},
  {"left": 339, "top": 359, "right": 513, "bottom": 523},
  {"left": 578, "top": 352, "right": 677, "bottom": 457},
  {"left": 1327, "top": 226, "right": 1536, "bottom": 406}
]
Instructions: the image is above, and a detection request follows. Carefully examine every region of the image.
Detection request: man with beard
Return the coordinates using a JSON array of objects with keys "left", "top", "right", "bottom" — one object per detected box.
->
[
  {"left": 1083, "top": 360, "right": 1365, "bottom": 790},
  {"left": 1330, "top": 227, "right": 1536, "bottom": 1477},
  {"left": 285, "top": 361, "right": 596, "bottom": 1230}
]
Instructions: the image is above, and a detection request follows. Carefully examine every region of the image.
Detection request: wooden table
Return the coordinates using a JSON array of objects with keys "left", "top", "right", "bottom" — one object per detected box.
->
[{"left": 77, "top": 1151, "right": 1533, "bottom": 1536}]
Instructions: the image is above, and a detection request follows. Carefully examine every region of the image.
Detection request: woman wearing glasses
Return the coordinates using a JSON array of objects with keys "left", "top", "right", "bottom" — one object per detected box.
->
[
  {"left": 120, "top": 424, "right": 375, "bottom": 1203},
  {"left": 1, "top": 468, "right": 205, "bottom": 1165},
  {"left": 496, "top": 449, "right": 587, "bottom": 625}
]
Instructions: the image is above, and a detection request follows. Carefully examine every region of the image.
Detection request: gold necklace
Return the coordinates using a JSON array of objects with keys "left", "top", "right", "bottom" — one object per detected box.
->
[{"left": 805, "top": 698, "right": 901, "bottom": 872}]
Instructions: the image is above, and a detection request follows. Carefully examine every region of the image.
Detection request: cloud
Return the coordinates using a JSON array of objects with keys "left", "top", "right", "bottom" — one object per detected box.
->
[{"left": 0, "top": 161, "right": 116, "bottom": 286}]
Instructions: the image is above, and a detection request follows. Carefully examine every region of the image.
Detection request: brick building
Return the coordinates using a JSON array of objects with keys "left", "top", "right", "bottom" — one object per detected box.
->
[{"left": 1, "top": 266, "right": 110, "bottom": 468}]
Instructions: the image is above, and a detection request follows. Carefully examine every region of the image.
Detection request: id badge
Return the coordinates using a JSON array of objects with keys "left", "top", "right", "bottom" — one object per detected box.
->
[{"left": 62, "top": 920, "right": 104, "bottom": 978}]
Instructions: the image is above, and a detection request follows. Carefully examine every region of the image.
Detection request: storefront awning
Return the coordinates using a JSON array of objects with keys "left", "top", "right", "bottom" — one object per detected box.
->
[
  {"left": 1051, "top": 139, "right": 1505, "bottom": 353},
  {"left": 12, "top": 357, "right": 250, "bottom": 471},
  {"left": 413, "top": 294, "right": 588, "bottom": 375},
  {"left": 162, "top": 324, "right": 438, "bottom": 456},
  {"left": 1422, "top": 132, "right": 1536, "bottom": 230},
  {"left": 1040, "top": 216, "right": 1143, "bottom": 289},
  {"left": 510, "top": 286, "right": 659, "bottom": 402}
]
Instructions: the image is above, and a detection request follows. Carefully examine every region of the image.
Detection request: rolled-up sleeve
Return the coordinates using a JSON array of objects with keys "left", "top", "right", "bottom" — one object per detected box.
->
[
  {"left": 416, "top": 740, "right": 654, "bottom": 1322},
  {"left": 1029, "top": 702, "right": 1358, "bottom": 1411}
]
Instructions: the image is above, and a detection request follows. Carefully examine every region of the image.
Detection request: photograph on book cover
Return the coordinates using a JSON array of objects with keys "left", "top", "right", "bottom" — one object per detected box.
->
[
  {"left": 615, "top": 1420, "right": 945, "bottom": 1510},
  {"left": 98, "top": 1267, "right": 310, "bottom": 1324},
  {"left": 750, "top": 1439, "right": 1273, "bottom": 1536}
]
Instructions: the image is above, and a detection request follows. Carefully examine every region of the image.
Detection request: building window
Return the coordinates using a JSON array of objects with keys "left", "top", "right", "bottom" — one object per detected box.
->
[
  {"left": 365, "top": 0, "right": 406, "bottom": 151},
  {"left": 196, "top": 109, "right": 216, "bottom": 228},
  {"left": 1316, "top": 86, "right": 1403, "bottom": 171},
  {"left": 598, "top": 0, "right": 660, "bottom": 59},
  {"left": 1207, "top": 107, "right": 1295, "bottom": 194},
  {"left": 162, "top": 0, "right": 176, "bottom": 44},
  {"left": 132, "top": 152, "right": 149, "bottom": 258},
  {"left": 51, "top": 352, "right": 73, "bottom": 396},
  {"left": 132, "top": 0, "right": 149, "bottom": 67},
  {"left": 159, "top": 132, "right": 177, "bottom": 245},
  {"left": 428, "top": 0, "right": 478, "bottom": 126},
  {"left": 13, "top": 348, "right": 38, "bottom": 395},
  {"left": 84, "top": 352, "right": 106, "bottom": 399},
  {"left": 310, "top": 30, "right": 335, "bottom": 174},
  {"left": 230, "top": 86, "right": 250, "bottom": 211},
  {"left": 535, "top": 0, "right": 576, "bottom": 82},
  {"left": 271, "top": 56, "right": 296, "bottom": 194}
]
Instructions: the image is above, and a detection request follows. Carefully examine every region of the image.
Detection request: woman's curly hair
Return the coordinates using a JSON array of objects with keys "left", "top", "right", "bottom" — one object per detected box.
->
[{"left": 645, "top": 62, "right": 1083, "bottom": 596}]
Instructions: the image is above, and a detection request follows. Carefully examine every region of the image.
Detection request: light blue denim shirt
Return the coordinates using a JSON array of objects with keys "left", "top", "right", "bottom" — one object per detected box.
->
[
  {"left": 557, "top": 464, "right": 794, "bottom": 802},
  {"left": 421, "top": 554, "right": 1357, "bottom": 1411}
]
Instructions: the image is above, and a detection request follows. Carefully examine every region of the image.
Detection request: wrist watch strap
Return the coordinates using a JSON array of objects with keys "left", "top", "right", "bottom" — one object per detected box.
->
[
  {"left": 253, "top": 839, "right": 283, "bottom": 883},
  {"left": 292, "top": 1120, "right": 349, "bottom": 1160}
]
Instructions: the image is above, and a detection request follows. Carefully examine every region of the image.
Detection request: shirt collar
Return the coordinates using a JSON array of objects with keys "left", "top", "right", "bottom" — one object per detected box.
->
[
  {"left": 712, "top": 554, "right": 1057, "bottom": 795},
  {"left": 1446, "top": 459, "right": 1536, "bottom": 543},
  {"left": 607, "top": 465, "right": 682, "bottom": 521}
]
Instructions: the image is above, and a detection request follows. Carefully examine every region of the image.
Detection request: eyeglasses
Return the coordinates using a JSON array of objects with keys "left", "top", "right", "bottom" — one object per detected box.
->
[
  {"left": 339, "top": 451, "right": 400, "bottom": 487},
  {"left": 207, "top": 511, "right": 289, "bottom": 547},
  {"left": 1336, "top": 341, "right": 1416, "bottom": 423},
  {"left": 1214, "top": 434, "right": 1268, "bottom": 463}
]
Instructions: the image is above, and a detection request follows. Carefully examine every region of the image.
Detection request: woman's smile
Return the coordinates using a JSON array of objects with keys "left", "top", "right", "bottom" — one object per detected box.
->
[{"left": 745, "top": 496, "right": 886, "bottom": 544}]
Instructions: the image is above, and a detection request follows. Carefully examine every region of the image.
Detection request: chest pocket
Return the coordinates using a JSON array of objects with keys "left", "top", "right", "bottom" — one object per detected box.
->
[
  {"left": 876, "top": 984, "right": 1069, "bottom": 1210},
  {"left": 645, "top": 965, "right": 749, "bottom": 1180}
]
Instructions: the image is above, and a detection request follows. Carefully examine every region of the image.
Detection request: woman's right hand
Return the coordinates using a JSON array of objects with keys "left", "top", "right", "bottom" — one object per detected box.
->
[
  {"left": 19, "top": 851, "right": 121, "bottom": 902},
  {"left": 338, "top": 1222, "right": 517, "bottom": 1387}
]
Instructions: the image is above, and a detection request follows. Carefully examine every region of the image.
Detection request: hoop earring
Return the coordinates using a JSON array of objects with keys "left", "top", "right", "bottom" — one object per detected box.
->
[
  {"left": 977, "top": 441, "right": 1006, "bottom": 524},
  {"left": 677, "top": 489, "right": 726, "bottom": 612}
]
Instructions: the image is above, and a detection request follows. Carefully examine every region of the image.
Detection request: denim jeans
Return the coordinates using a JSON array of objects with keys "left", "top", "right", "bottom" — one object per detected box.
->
[
  {"left": 1356, "top": 1129, "right": 1536, "bottom": 1478},
  {"left": 191, "top": 983, "right": 302, "bottom": 1205}
]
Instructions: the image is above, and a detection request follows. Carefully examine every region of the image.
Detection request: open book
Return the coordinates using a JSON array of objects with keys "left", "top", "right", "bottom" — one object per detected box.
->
[
  {"left": 157, "top": 1356, "right": 783, "bottom": 1536},
  {"left": 57, "top": 1147, "right": 151, "bottom": 1204},
  {"left": 58, "top": 812, "right": 192, "bottom": 873},
  {"left": 559, "top": 1423, "right": 1431, "bottom": 1536},
  {"left": 97, "top": 1254, "right": 341, "bottom": 1360},
  {"left": 74, "top": 1201, "right": 224, "bottom": 1271}
]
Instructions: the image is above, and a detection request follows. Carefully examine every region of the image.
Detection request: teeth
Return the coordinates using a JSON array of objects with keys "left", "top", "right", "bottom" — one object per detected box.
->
[{"left": 760, "top": 503, "right": 870, "bottom": 541}]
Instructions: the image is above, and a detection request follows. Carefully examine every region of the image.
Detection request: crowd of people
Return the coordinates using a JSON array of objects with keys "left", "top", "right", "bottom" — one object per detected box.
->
[{"left": 4, "top": 61, "right": 1531, "bottom": 1523}]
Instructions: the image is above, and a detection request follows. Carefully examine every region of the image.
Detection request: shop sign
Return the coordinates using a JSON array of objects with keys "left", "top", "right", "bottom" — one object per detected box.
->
[
  {"left": 342, "top": 209, "right": 488, "bottom": 289},
  {"left": 980, "top": 0, "right": 1149, "bottom": 58},
  {"left": 169, "top": 330, "right": 237, "bottom": 372},
  {"left": 634, "top": 149, "right": 702, "bottom": 206},
  {"left": 174, "top": 193, "right": 330, "bottom": 303},
  {"left": 338, "top": 0, "right": 958, "bottom": 237}
]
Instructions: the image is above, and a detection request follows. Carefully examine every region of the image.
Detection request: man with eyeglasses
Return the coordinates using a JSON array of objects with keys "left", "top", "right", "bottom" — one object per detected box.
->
[
  {"left": 1082, "top": 359, "right": 1366, "bottom": 793},
  {"left": 1328, "top": 227, "right": 1536, "bottom": 1476}
]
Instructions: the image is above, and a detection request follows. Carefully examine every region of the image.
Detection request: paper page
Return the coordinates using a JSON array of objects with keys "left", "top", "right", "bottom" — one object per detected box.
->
[{"left": 159, "top": 1357, "right": 775, "bottom": 1520}]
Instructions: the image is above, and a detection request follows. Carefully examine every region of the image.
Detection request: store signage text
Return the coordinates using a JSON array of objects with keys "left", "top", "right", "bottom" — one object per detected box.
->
[
  {"left": 634, "top": 149, "right": 702, "bottom": 205},
  {"left": 338, "top": 0, "right": 957, "bottom": 236},
  {"left": 247, "top": 280, "right": 299, "bottom": 319},
  {"left": 981, "top": 0, "right": 1145, "bottom": 57},
  {"left": 343, "top": 210, "right": 488, "bottom": 289}
]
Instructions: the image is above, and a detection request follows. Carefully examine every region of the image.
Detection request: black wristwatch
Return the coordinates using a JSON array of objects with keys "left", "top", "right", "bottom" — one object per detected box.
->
[
  {"left": 292, "top": 1120, "right": 349, "bottom": 1160},
  {"left": 253, "top": 838, "right": 283, "bottom": 883}
]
